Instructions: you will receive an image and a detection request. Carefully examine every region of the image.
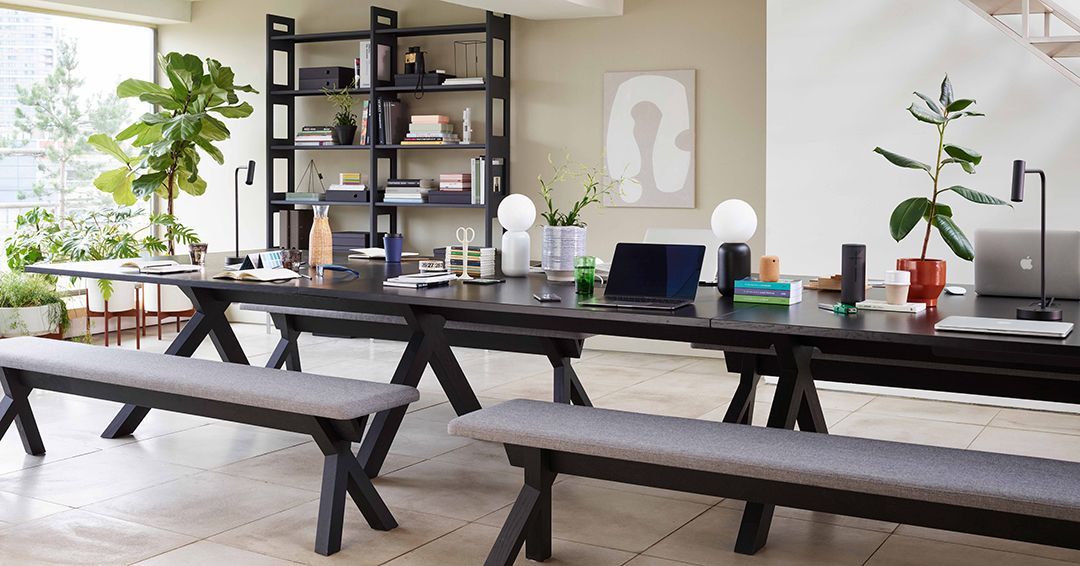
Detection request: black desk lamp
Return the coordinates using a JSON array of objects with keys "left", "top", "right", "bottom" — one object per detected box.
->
[
  {"left": 227, "top": 160, "right": 256, "bottom": 266},
  {"left": 1010, "top": 159, "right": 1062, "bottom": 321}
]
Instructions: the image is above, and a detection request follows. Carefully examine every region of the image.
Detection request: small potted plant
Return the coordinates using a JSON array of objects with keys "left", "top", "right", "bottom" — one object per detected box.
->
[
  {"left": 874, "top": 75, "right": 1011, "bottom": 306},
  {"left": 537, "top": 155, "right": 620, "bottom": 281},
  {"left": 0, "top": 271, "right": 70, "bottom": 338},
  {"left": 324, "top": 84, "right": 357, "bottom": 145}
]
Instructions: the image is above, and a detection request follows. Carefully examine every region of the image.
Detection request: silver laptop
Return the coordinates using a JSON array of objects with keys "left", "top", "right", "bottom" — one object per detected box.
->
[
  {"left": 974, "top": 229, "right": 1080, "bottom": 300},
  {"left": 935, "top": 316, "right": 1074, "bottom": 338},
  {"left": 644, "top": 228, "right": 720, "bottom": 284}
]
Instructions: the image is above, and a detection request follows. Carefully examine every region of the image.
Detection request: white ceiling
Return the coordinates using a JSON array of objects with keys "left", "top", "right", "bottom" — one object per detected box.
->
[
  {"left": 440, "top": 0, "right": 623, "bottom": 19},
  {"left": 4, "top": 0, "right": 191, "bottom": 24}
]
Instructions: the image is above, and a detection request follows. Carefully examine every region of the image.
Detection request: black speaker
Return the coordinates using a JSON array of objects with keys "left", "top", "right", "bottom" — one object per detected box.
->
[
  {"left": 717, "top": 243, "right": 751, "bottom": 297},
  {"left": 840, "top": 243, "right": 866, "bottom": 305}
]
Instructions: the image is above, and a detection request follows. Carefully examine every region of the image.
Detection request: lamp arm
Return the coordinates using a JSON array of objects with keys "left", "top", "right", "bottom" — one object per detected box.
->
[
  {"left": 1034, "top": 169, "right": 1047, "bottom": 309},
  {"left": 234, "top": 167, "right": 244, "bottom": 258}
]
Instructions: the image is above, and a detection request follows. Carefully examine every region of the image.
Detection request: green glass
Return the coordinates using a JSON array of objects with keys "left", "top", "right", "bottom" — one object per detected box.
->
[{"left": 575, "top": 255, "right": 597, "bottom": 296}]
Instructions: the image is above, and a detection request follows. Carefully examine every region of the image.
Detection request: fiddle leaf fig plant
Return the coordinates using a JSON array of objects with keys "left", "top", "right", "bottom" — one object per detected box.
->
[
  {"left": 873, "top": 75, "right": 1010, "bottom": 261},
  {"left": 89, "top": 52, "right": 257, "bottom": 254}
]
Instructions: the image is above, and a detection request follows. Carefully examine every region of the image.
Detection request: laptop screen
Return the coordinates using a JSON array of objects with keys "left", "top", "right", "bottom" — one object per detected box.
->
[{"left": 604, "top": 243, "right": 705, "bottom": 300}]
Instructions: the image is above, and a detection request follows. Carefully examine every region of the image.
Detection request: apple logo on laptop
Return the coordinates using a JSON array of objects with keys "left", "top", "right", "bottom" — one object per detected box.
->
[{"left": 1020, "top": 256, "right": 1034, "bottom": 271}]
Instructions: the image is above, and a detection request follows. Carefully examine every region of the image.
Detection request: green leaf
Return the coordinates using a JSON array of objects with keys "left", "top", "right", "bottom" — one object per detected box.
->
[
  {"left": 139, "top": 92, "right": 182, "bottom": 110},
  {"left": 941, "top": 185, "right": 1012, "bottom": 206},
  {"left": 890, "top": 197, "right": 929, "bottom": 242},
  {"left": 933, "top": 214, "right": 974, "bottom": 260},
  {"left": 132, "top": 123, "right": 162, "bottom": 147},
  {"left": 948, "top": 110, "right": 985, "bottom": 120},
  {"left": 210, "top": 102, "right": 253, "bottom": 118},
  {"left": 131, "top": 171, "right": 168, "bottom": 199},
  {"left": 199, "top": 115, "right": 230, "bottom": 141},
  {"left": 87, "top": 134, "right": 131, "bottom": 164},
  {"left": 939, "top": 75, "right": 954, "bottom": 108},
  {"left": 176, "top": 170, "right": 207, "bottom": 196},
  {"left": 162, "top": 114, "right": 203, "bottom": 141},
  {"left": 115, "top": 122, "right": 148, "bottom": 141},
  {"left": 193, "top": 136, "right": 224, "bottom": 164},
  {"left": 874, "top": 147, "right": 931, "bottom": 173},
  {"left": 942, "top": 158, "right": 975, "bottom": 174},
  {"left": 943, "top": 144, "right": 982, "bottom": 165},
  {"left": 907, "top": 103, "right": 945, "bottom": 124},
  {"left": 924, "top": 202, "right": 953, "bottom": 219},
  {"left": 945, "top": 98, "right": 975, "bottom": 112},
  {"left": 116, "top": 78, "right": 169, "bottom": 99},
  {"left": 139, "top": 112, "right": 171, "bottom": 125},
  {"left": 93, "top": 168, "right": 136, "bottom": 206},
  {"left": 913, "top": 91, "right": 943, "bottom": 115}
]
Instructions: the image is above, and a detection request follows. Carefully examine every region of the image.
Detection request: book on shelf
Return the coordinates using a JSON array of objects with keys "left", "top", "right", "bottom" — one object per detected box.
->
[
  {"left": 359, "top": 99, "right": 370, "bottom": 144},
  {"left": 338, "top": 173, "right": 362, "bottom": 185},
  {"left": 411, "top": 114, "right": 450, "bottom": 124},
  {"left": 386, "top": 178, "right": 436, "bottom": 188},
  {"left": 326, "top": 184, "right": 367, "bottom": 191},
  {"left": 378, "top": 99, "right": 406, "bottom": 144},
  {"left": 442, "top": 77, "right": 484, "bottom": 86},
  {"left": 410, "top": 123, "right": 455, "bottom": 133},
  {"left": 469, "top": 156, "right": 488, "bottom": 205},
  {"left": 284, "top": 192, "right": 323, "bottom": 202},
  {"left": 294, "top": 141, "right": 336, "bottom": 146},
  {"left": 355, "top": 40, "right": 390, "bottom": 88}
]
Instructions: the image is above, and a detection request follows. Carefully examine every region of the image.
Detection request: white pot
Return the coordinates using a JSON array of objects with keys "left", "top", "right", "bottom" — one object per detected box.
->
[
  {"left": 86, "top": 279, "right": 138, "bottom": 313},
  {"left": 144, "top": 284, "right": 192, "bottom": 313},
  {"left": 541, "top": 225, "right": 586, "bottom": 282},
  {"left": 0, "top": 304, "right": 61, "bottom": 337}
]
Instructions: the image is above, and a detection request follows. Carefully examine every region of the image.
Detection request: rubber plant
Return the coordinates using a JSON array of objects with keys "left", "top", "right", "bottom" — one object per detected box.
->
[
  {"left": 873, "top": 75, "right": 1010, "bottom": 261},
  {"left": 89, "top": 52, "right": 257, "bottom": 254}
]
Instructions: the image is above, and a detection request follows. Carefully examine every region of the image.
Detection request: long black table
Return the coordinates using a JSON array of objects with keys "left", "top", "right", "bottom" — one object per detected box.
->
[{"left": 28, "top": 252, "right": 1080, "bottom": 555}]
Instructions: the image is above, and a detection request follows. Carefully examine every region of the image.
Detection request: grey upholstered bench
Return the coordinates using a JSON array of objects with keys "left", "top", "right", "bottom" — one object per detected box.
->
[
  {"left": 449, "top": 399, "right": 1080, "bottom": 565},
  {"left": 0, "top": 337, "right": 419, "bottom": 557}
]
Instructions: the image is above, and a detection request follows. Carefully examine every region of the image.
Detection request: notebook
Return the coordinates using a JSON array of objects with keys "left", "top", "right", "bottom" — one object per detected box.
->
[{"left": 212, "top": 268, "right": 302, "bottom": 282}]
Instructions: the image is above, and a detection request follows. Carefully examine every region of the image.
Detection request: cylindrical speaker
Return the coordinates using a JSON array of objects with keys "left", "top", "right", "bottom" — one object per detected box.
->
[
  {"left": 840, "top": 243, "right": 866, "bottom": 305},
  {"left": 717, "top": 243, "right": 751, "bottom": 297}
]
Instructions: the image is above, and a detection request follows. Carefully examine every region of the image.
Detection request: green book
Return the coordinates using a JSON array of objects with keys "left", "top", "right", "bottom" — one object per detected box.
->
[{"left": 733, "top": 294, "right": 801, "bottom": 305}]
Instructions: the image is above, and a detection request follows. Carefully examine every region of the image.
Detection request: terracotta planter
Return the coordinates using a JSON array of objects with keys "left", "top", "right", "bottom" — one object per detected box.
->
[{"left": 896, "top": 258, "right": 946, "bottom": 307}]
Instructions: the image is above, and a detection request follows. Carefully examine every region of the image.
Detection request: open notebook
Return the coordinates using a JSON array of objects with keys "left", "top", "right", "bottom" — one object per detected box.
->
[
  {"left": 119, "top": 259, "right": 200, "bottom": 274},
  {"left": 212, "top": 268, "right": 301, "bottom": 282}
]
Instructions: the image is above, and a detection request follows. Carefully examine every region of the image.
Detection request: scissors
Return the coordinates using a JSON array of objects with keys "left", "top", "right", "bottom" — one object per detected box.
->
[{"left": 455, "top": 226, "right": 475, "bottom": 280}]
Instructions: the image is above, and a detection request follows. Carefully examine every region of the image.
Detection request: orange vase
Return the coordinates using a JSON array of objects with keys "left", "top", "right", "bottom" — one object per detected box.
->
[{"left": 896, "top": 258, "right": 946, "bottom": 307}]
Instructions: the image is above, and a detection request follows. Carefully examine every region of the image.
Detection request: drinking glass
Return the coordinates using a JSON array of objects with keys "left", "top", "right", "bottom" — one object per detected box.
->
[
  {"left": 188, "top": 243, "right": 209, "bottom": 266},
  {"left": 575, "top": 255, "right": 597, "bottom": 296}
]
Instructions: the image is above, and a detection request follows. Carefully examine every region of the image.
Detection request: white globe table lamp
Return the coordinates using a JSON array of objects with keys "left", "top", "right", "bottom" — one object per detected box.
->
[
  {"left": 498, "top": 194, "right": 536, "bottom": 277},
  {"left": 711, "top": 199, "right": 758, "bottom": 296}
]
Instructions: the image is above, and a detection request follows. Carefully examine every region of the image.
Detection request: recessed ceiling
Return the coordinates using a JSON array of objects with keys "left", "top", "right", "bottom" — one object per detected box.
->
[{"left": 440, "top": 0, "right": 623, "bottom": 19}]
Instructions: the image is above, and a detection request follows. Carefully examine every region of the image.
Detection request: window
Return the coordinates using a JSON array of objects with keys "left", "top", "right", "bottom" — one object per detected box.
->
[{"left": 0, "top": 8, "right": 154, "bottom": 241}]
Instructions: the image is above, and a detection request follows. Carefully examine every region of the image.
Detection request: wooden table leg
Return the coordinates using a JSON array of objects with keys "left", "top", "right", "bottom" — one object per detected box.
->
[
  {"left": 543, "top": 339, "right": 590, "bottom": 406},
  {"left": 100, "top": 287, "right": 247, "bottom": 439}
]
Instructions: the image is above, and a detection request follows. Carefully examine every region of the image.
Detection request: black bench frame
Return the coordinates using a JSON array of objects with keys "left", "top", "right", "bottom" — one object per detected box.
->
[
  {"left": 0, "top": 366, "right": 395, "bottom": 556},
  {"left": 486, "top": 444, "right": 1080, "bottom": 566}
]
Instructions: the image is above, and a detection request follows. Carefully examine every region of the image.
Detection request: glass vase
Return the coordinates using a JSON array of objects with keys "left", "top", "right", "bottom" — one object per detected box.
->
[{"left": 308, "top": 205, "right": 333, "bottom": 267}]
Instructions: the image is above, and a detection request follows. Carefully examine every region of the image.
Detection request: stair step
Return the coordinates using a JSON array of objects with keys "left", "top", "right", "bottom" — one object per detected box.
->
[
  {"left": 969, "top": 0, "right": 1053, "bottom": 15},
  {"left": 1031, "top": 35, "right": 1080, "bottom": 56}
]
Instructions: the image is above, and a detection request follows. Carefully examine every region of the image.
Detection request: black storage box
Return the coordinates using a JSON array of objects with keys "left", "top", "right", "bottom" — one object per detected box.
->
[
  {"left": 393, "top": 72, "right": 453, "bottom": 87},
  {"left": 324, "top": 189, "right": 370, "bottom": 203},
  {"left": 299, "top": 66, "right": 354, "bottom": 90},
  {"left": 427, "top": 190, "right": 472, "bottom": 205},
  {"left": 332, "top": 231, "right": 369, "bottom": 249}
]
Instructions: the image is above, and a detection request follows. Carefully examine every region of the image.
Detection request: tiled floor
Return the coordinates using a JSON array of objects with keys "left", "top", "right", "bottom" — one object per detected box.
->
[{"left": 1, "top": 321, "right": 1079, "bottom": 565}]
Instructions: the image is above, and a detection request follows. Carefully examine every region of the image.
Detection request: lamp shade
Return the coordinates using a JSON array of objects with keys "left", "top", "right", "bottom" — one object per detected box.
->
[
  {"left": 497, "top": 194, "right": 536, "bottom": 232},
  {"left": 710, "top": 199, "right": 757, "bottom": 243}
]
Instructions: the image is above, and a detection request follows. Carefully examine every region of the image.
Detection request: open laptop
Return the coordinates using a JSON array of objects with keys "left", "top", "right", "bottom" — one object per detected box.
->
[
  {"left": 582, "top": 243, "right": 705, "bottom": 310},
  {"left": 974, "top": 229, "right": 1080, "bottom": 300},
  {"left": 643, "top": 228, "right": 720, "bottom": 284}
]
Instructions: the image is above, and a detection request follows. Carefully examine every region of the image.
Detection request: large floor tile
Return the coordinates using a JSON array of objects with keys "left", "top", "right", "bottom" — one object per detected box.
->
[
  {"left": 0, "top": 509, "right": 193, "bottom": 564},
  {"left": 211, "top": 502, "right": 465, "bottom": 565},
  {"left": 895, "top": 525, "right": 1080, "bottom": 564},
  {"left": 429, "top": 439, "right": 517, "bottom": 473},
  {"left": 375, "top": 459, "right": 524, "bottom": 521},
  {"left": 586, "top": 351, "right": 699, "bottom": 372},
  {"left": 968, "top": 427, "right": 1080, "bottom": 463},
  {"left": 828, "top": 412, "right": 984, "bottom": 449},
  {"left": 591, "top": 371, "right": 740, "bottom": 418},
  {"left": 135, "top": 540, "right": 298, "bottom": 565},
  {"left": 756, "top": 384, "right": 875, "bottom": 412},
  {"left": 866, "top": 534, "right": 1073, "bottom": 566},
  {"left": 858, "top": 396, "right": 1001, "bottom": 425},
  {"left": 989, "top": 408, "right": 1080, "bottom": 437},
  {"left": 0, "top": 490, "right": 70, "bottom": 524},
  {"left": 215, "top": 442, "right": 422, "bottom": 492},
  {"left": 105, "top": 423, "right": 309, "bottom": 469},
  {"left": 485, "top": 362, "right": 666, "bottom": 401},
  {"left": 0, "top": 449, "right": 199, "bottom": 507},
  {"left": 84, "top": 471, "right": 316, "bottom": 538},
  {"left": 384, "top": 522, "right": 636, "bottom": 565},
  {"left": 644, "top": 506, "right": 888, "bottom": 566},
  {"left": 0, "top": 429, "right": 99, "bottom": 475},
  {"left": 625, "top": 556, "right": 699, "bottom": 566},
  {"left": 378, "top": 415, "right": 476, "bottom": 460},
  {"left": 479, "top": 481, "right": 710, "bottom": 553},
  {"left": 715, "top": 499, "right": 898, "bottom": 534},
  {"left": 408, "top": 396, "right": 505, "bottom": 423}
]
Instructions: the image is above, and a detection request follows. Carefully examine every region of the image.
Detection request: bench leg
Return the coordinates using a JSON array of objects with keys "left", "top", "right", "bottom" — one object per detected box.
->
[
  {"left": 266, "top": 313, "right": 301, "bottom": 371},
  {"left": 315, "top": 444, "right": 350, "bottom": 555},
  {"left": 0, "top": 369, "right": 45, "bottom": 456},
  {"left": 485, "top": 448, "right": 555, "bottom": 566}
]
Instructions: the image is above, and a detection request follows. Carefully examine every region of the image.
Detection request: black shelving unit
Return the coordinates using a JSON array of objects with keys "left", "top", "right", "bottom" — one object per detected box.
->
[{"left": 265, "top": 7, "right": 510, "bottom": 248}]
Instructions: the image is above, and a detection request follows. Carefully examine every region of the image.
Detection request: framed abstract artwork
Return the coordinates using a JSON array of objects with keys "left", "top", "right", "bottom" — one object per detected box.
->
[{"left": 603, "top": 69, "right": 696, "bottom": 208}]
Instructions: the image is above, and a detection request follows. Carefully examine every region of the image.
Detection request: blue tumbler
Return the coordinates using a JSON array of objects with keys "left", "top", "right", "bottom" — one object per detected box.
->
[{"left": 384, "top": 233, "right": 404, "bottom": 263}]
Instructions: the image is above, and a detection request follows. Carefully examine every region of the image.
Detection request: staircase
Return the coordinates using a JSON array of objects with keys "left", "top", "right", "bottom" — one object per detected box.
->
[{"left": 961, "top": 0, "right": 1080, "bottom": 85}]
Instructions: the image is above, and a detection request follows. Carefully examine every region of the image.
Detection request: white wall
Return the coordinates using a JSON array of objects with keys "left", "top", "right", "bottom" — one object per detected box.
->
[{"left": 767, "top": 0, "right": 1080, "bottom": 284}]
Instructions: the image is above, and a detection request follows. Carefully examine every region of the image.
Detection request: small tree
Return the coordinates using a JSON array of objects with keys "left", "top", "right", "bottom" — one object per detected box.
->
[{"left": 90, "top": 52, "right": 257, "bottom": 254}]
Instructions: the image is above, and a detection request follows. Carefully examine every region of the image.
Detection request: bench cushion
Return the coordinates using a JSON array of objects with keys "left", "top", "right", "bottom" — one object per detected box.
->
[
  {"left": 449, "top": 399, "right": 1080, "bottom": 522},
  {"left": 0, "top": 337, "right": 418, "bottom": 420},
  {"left": 239, "top": 303, "right": 591, "bottom": 340}
]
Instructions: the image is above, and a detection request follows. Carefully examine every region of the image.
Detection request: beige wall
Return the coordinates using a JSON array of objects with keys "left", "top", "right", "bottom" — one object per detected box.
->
[{"left": 158, "top": 0, "right": 765, "bottom": 266}]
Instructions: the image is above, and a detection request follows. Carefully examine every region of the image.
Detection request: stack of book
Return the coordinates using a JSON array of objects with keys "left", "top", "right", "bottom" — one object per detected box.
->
[
  {"left": 446, "top": 245, "right": 495, "bottom": 278},
  {"left": 733, "top": 279, "right": 804, "bottom": 305},
  {"left": 327, "top": 172, "right": 364, "bottom": 191},
  {"left": 383, "top": 178, "right": 435, "bottom": 204},
  {"left": 383, "top": 271, "right": 457, "bottom": 289},
  {"left": 403, "top": 115, "right": 459, "bottom": 145},
  {"left": 294, "top": 126, "right": 334, "bottom": 147},
  {"left": 428, "top": 173, "right": 473, "bottom": 205},
  {"left": 443, "top": 77, "right": 484, "bottom": 87},
  {"left": 284, "top": 192, "right": 322, "bottom": 203}
]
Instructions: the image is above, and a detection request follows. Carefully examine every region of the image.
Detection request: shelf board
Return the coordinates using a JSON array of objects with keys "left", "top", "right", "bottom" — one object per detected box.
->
[
  {"left": 270, "top": 30, "right": 372, "bottom": 43},
  {"left": 271, "top": 199, "right": 484, "bottom": 209},
  {"left": 270, "top": 88, "right": 370, "bottom": 97},
  {"left": 377, "top": 83, "right": 485, "bottom": 93},
  {"left": 377, "top": 143, "right": 486, "bottom": 150},
  {"left": 272, "top": 145, "right": 370, "bottom": 151},
  {"left": 375, "top": 22, "right": 485, "bottom": 37}
]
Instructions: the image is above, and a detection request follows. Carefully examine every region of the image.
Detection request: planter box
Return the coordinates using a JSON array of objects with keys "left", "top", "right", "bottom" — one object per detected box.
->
[{"left": 0, "top": 304, "right": 61, "bottom": 337}]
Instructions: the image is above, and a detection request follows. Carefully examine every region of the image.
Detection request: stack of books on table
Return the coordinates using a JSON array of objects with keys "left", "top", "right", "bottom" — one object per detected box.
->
[
  {"left": 294, "top": 126, "right": 335, "bottom": 147},
  {"left": 382, "top": 178, "right": 435, "bottom": 204},
  {"left": 383, "top": 271, "right": 457, "bottom": 289},
  {"left": 402, "top": 115, "right": 459, "bottom": 145},
  {"left": 733, "top": 279, "right": 804, "bottom": 305},
  {"left": 442, "top": 77, "right": 484, "bottom": 87},
  {"left": 446, "top": 245, "right": 495, "bottom": 278},
  {"left": 428, "top": 173, "right": 473, "bottom": 205},
  {"left": 325, "top": 172, "right": 368, "bottom": 202}
]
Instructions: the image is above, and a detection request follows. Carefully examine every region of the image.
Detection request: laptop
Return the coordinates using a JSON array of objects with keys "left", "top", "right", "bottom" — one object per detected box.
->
[
  {"left": 974, "top": 229, "right": 1080, "bottom": 300},
  {"left": 644, "top": 228, "right": 720, "bottom": 284},
  {"left": 582, "top": 243, "right": 705, "bottom": 310},
  {"left": 935, "top": 316, "right": 1074, "bottom": 339}
]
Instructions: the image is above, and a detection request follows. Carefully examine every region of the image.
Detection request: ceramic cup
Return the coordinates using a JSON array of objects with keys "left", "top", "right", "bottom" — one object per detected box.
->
[{"left": 884, "top": 269, "right": 911, "bottom": 305}]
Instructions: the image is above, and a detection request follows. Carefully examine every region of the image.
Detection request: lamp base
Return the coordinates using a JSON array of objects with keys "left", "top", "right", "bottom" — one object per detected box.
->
[
  {"left": 226, "top": 256, "right": 246, "bottom": 266},
  {"left": 716, "top": 243, "right": 751, "bottom": 297},
  {"left": 1017, "top": 304, "right": 1063, "bottom": 321}
]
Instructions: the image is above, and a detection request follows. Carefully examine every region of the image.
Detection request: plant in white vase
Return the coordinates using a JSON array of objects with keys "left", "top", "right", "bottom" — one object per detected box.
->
[{"left": 537, "top": 155, "right": 621, "bottom": 282}]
